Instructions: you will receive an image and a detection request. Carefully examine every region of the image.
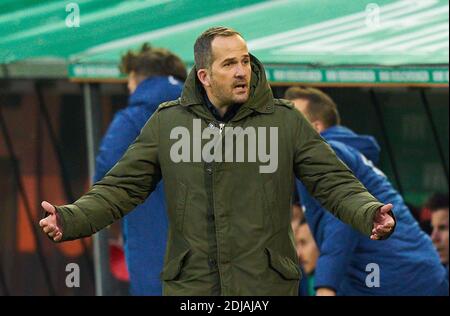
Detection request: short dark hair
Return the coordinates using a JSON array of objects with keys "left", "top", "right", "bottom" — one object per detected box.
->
[
  {"left": 425, "top": 193, "right": 449, "bottom": 212},
  {"left": 194, "top": 26, "right": 242, "bottom": 69},
  {"left": 120, "top": 43, "right": 187, "bottom": 81},
  {"left": 284, "top": 87, "right": 341, "bottom": 128}
]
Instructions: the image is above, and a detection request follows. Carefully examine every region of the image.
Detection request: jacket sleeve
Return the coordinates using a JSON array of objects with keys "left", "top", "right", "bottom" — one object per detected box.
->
[
  {"left": 56, "top": 111, "right": 162, "bottom": 241},
  {"left": 293, "top": 111, "right": 383, "bottom": 237}
]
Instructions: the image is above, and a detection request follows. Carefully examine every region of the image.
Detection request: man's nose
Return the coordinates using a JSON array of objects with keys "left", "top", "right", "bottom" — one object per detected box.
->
[
  {"left": 296, "top": 244, "right": 303, "bottom": 256},
  {"left": 234, "top": 64, "right": 246, "bottom": 77},
  {"left": 296, "top": 247, "right": 303, "bottom": 261},
  {"left": 431, "top": 229, "right": 440, "bottom": 242}
]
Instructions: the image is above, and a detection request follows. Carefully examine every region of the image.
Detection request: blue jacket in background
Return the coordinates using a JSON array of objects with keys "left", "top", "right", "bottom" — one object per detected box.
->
[
  {"left": 297, "top": 125, "right": 448, "bottom": 296},
  {"left": 94, "top": 76, "right": 183, "bottom": 295}
]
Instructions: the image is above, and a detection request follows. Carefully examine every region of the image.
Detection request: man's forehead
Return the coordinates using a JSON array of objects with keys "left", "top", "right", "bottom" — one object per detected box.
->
[
  {"left": 432, "top": 209, "right": 449, "bottom": 221},
  {"left": 211, "top": 35, "right": 249, "bottom": 61}
]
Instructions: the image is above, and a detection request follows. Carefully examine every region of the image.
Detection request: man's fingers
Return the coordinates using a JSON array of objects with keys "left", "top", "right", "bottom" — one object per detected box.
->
[
  {"left": 41, "top": 201, "right": 56, "bottom": 215},
  {"left": 53, "top": 233, "right": 62, "bottom": 242},
  {"left": 372, "top": 223, "right": 394, "bottom": 240},
  {"left": 49, "top": 228, "right": 61, "bottom": 238},
  {"left": 379, "top": 222, "right": 394, "bottom": 230},
  {"left": 376, "top": 224, "right": 391, "bottom": 230},
  {"left": 39, "top": 202, "right": 62, "bottom": 242},
  {"left": 375, "top": 227, "right": 391, "bottom": 234},
  {"left": 379, "top": 203, "right": 393, "bottom": 214},
  {"left": 375, "top": 223, "right": 393, "bottom": 233},
  {"left": 43, "top": 225, "right": 55, "bottom": 234},
  {"left": 47, "top": 226, "right": 62, "bottom": 238},
  {"left": 383, "top": 222, "right": 395, "bottom": 229}
]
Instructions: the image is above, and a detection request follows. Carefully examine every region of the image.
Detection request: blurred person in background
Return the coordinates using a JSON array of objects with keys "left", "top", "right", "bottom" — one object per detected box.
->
[
  {"left": 406, "top": 202, "right": 432, "bottom": 235},
  {"left": 425, "top": 193, "right": 449, "bottom": 277},
  {"left": 94, "top": 43, "right": 186, "bottom": 295},
  {"left": 285, "top": 86, "right": 449, "bottom": 296},
  {"left": 291, "top": 189, "right": 309, "bottom": 296},
  {"left": 291, "top": 188, "right": 303, "bottom": 232},
  {"left": 293, "top": 215, "right": 319, "bottom": 296}
]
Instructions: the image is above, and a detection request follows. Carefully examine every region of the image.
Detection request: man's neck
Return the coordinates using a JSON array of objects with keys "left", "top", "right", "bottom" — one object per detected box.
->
[
  {"left": 203, "top": 90, "right": 241, "bottom": 123},
  {"left": 216, "top": 106, "right": 228, "bottom": 117},
  {"left": 204, "top": 90, "right": 230, "bottom": 117}
]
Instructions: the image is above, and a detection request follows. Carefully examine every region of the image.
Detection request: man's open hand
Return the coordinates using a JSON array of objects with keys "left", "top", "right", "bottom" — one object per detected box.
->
[
  {"left": 371, "top": 203, "right": 395, "bottom": 240},
  {"left": 39, "top": 201, "right": 63, "bottom": 242}
]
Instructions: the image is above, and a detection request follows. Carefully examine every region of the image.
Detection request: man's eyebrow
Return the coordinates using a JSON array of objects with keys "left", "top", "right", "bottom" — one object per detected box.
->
[
  {"left": 221, "top": 57, "right": 237, "bottom": 64},
  {"left": 221, "top": 55, "right": 250, "bottom": 64}
]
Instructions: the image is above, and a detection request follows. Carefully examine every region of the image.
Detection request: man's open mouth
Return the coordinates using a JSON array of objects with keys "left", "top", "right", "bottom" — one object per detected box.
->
[{"left": 234, "top": 84, "right": 248, "bottom": 91}]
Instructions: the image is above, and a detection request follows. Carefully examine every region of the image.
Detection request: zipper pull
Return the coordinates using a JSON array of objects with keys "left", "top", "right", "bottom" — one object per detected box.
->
[{"left": 219, "top": 123, "right": 225, "bottom": 135}]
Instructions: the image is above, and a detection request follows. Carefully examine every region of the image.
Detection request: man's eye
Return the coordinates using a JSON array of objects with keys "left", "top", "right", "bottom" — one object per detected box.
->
[{"left": 243, "top": 59, "right": 250, "bottom": 64}]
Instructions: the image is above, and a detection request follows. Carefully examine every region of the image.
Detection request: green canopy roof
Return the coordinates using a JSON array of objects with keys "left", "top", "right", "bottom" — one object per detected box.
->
[{"left": 1, "top": 0, "right": 448, "bottom": 84}]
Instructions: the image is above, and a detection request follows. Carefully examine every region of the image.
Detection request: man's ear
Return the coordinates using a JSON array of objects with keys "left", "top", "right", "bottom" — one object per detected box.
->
[
  {"left": 311, "top": 121, "right": 325, "bottom": 133},
  {"left": 197, "top": 68, "right": 211, "bottom": 87}
]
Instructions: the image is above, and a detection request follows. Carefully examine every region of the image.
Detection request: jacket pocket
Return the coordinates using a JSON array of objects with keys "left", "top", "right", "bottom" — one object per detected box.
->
[
  {"left": 176, "top": 182, "right": 188, "bottom": 232},
  {"left": 265, "top": 247, "right": 301, "bottom": 280},
  {"left": 161, "top": 248, "right": 190, "bottom": 281}
]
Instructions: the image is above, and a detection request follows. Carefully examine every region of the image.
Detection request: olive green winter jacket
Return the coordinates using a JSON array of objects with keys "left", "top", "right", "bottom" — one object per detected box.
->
[{"left": 55, "top": 55, "right": 385, "bottom": 296}]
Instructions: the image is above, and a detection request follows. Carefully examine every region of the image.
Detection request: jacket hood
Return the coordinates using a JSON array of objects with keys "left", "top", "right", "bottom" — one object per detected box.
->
[
  {"left": 129, "top": 75, "right": 183, "bottom": 111},
  {"left": 180, "top": 54, "right": 274, "bottom": 115},
  {"left": 321, "top": 125, "right": 381, "bottom": 164}
]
